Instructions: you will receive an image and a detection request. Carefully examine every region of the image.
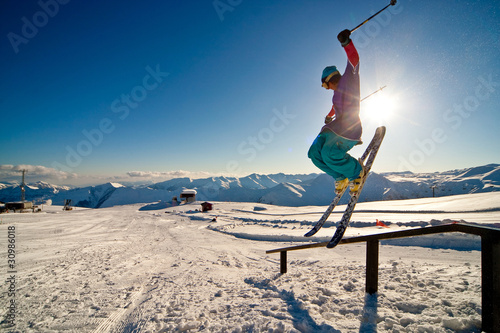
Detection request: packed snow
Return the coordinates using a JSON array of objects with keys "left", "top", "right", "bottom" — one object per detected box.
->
[{"left": 1, "top": 192, "right": 499, "bottom": 332}]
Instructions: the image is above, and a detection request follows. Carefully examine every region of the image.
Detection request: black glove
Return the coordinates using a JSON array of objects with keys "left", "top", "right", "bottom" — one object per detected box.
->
[
  {"left": 337, "top": 29, "right": 351, "bottom": 47},
  {"left": 325, "top": 116, "right": 333, "bottom": 124}
]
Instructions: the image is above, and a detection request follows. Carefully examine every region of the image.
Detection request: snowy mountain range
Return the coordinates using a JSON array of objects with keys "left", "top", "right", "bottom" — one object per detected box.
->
[{"left": 1, "top": 164, "right": 499, "bottom": 209}]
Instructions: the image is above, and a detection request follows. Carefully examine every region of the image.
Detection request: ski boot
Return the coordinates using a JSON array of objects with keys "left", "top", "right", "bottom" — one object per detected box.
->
[
  {"left": 335, "top": 178, "right": 349, "bottom": 194},
  {"left": 350, "top": 160, "right": 366, "bottom": 194}
]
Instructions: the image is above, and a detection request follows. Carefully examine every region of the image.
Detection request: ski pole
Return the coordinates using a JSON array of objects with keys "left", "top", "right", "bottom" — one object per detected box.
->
[
  {"left": 350, "top": 0, "right": 397, "bottom": 33},
  {"left": 361, "top": 85, "right": 387, "bottom": 102}
]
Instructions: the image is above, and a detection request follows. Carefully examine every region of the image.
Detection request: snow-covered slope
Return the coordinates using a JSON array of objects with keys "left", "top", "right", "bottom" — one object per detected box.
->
[
  {"left": 0, "top": 164, "right": 498, "bottom": 208},
  {"left": 1, "top": 193, "right": 495, "bottom": 332}
]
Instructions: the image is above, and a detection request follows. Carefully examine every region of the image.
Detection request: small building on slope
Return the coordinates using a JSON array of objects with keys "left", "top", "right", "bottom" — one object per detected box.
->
[{"left": 180, "top": 189, "right": 197, "bottom": 203}]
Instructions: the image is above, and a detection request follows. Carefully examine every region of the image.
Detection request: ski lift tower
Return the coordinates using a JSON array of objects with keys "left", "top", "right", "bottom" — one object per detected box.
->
[
  {"left": 430, "top": 182, "right": 438, "bottom": 198},
  {"left": 5, "top": 169, "right": 32, "bottom": 212},
  {"left": 20, "top": 169, "right": 27, "bottom": 202}
]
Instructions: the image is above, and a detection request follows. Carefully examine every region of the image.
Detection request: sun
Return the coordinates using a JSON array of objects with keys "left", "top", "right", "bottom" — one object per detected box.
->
[{"left": 361, "top": 92, "right": 397, "bottom": 124}]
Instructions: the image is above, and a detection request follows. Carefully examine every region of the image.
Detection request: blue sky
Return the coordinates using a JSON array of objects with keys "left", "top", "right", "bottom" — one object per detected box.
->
[{"left": 1, "top": 0, "right": 499, "bottom": 185}]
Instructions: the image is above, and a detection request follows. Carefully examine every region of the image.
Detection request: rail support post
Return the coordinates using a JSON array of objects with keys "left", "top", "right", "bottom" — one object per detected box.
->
[
  {"left": 280, "top": 251, "right": 287, "bottom": 274},
  {"left": 481, "top": 234, "right": 500, "bottom": 333},
  {"left": 366, "top": 240, "right": 379, "bottom": 294}
]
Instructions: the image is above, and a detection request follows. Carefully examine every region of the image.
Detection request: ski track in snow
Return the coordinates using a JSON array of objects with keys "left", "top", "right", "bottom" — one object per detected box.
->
[{"left": 0, "top": 196, "right": 494, "bottom": 332}]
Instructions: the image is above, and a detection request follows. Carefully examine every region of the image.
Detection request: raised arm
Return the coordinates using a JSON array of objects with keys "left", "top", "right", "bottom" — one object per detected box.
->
[
  {"left": 343, "top": 41, "right": 359, "bottom": 68},
  {"left": 325, "top": 30, "right": 359, "bottom": 122},
  {"left": 338, "top": 29, "right": 359, "bottom": 67}
]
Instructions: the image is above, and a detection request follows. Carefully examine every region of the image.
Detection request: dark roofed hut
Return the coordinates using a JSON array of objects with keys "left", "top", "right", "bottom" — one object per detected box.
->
[{"left": 201, "top": 202, "right": 213, "bottom": 212}]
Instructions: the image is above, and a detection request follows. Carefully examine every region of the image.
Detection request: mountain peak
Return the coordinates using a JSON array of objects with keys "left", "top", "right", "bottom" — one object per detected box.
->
[{"left": 0, "top": 164, "right": 498, "bottom": 208}]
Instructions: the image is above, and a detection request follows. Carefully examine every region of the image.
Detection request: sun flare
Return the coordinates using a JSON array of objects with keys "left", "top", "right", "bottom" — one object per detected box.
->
[{"left": 362, "top": 93, "right": 397, "bottom": 123}]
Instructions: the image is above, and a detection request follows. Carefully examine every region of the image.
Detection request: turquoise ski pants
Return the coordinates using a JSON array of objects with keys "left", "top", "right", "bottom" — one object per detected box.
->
[{"left": 308, "top": 131, "right": 362, "bottom": 181}]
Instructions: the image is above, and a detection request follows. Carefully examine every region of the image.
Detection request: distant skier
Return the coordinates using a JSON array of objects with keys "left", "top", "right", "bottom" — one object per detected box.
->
[{"left": 308, "top": 29, "right": 365, "bottom": 194}]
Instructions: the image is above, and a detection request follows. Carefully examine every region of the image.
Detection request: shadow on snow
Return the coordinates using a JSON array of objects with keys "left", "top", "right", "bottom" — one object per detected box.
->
[{"left": 244, "top": 277, "right": 341, "bottom": 333}]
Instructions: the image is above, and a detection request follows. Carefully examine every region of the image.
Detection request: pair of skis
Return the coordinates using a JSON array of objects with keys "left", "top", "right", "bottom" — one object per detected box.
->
[{"left": 304, "top": 126, "right": 386, "bottom": 248}]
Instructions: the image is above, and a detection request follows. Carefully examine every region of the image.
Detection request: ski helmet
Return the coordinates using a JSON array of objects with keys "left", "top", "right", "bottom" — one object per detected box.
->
[{"left": 321, "top": 66, "right": 340, "bottom": 88}]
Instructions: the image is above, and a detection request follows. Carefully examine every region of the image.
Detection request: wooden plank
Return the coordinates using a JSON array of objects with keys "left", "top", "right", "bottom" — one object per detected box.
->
[{"left": 266, "top": 241, "right": 328, "bottom": 254}]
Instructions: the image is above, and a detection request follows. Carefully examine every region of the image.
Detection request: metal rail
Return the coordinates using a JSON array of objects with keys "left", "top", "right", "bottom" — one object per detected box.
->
[{"left": 266, "top": 223, "right": 500, "bottom": 333}]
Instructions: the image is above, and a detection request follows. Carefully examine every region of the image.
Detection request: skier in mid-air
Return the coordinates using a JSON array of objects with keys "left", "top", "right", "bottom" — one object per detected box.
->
[
  {"left": 304, "top": 1, "right": 393, "bottom": 245},
  {"left": 308, "top": 29, "right": 364, "bottom": 194}
]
